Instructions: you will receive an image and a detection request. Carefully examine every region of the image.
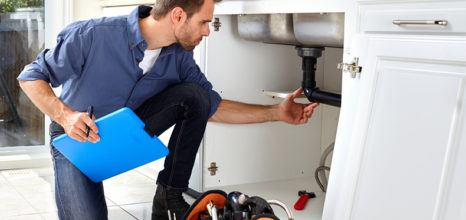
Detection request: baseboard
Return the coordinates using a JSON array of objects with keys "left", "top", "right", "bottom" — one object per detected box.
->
[{"left": 0, "top": 146, "right": 51, "bottom": 170}]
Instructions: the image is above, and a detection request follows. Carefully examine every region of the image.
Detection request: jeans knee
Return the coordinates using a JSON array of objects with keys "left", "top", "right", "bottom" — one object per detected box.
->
[{"left": 178, "top": 83, "right": 211, "bottom": 119}]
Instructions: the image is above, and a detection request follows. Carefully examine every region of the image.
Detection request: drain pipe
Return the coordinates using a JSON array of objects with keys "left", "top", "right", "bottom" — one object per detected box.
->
[{"left": 297, "top": 47, "right": 341, "bottom": 107}]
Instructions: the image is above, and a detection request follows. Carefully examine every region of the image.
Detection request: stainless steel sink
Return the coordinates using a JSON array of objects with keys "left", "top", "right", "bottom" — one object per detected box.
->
[
  {"left": 237, "top": 13, "right": 344, "bottom": 47},
  {"left": 237, "top": 14, "right": 300, "bottom": 45}
]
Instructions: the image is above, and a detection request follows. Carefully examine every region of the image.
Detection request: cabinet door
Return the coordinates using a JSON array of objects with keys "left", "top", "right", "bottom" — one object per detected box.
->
[{"left": 327, "top": 37, "right": 466, "bottom": 220}]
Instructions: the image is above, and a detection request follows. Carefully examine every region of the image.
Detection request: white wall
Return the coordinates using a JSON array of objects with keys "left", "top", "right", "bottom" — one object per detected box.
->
[
  {"left": 73, "top": 0, "right": 102, "bottom": 21},
  {"left": 73, "top": 0, "right": 157, "bottom": 21}
]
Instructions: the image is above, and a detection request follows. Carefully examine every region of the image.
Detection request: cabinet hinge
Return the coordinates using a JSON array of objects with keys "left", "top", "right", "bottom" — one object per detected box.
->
[
  {"left": 338, "top": 57, "right": 362, "bottom": 78},
  {"left": 212, "top": 17, "right": 221, "bottom": 32},
  {"left": 208, "top": 162, "right": 218, "bottom": 176}
]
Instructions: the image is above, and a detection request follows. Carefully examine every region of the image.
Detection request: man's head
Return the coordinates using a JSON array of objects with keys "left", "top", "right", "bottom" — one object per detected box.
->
[{"left": 151, "top": 0, "right": 222, "bottom": 51}]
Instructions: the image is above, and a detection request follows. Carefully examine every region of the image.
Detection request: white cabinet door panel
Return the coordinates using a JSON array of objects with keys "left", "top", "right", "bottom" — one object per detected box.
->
[
  {"left": 333, "top": 38, "right": 466, "bottom": 220},
  {"left": 443, "top": 90, "right": 466, "bottom": 220},
  {"left": 353, "top": 62, "right": 462, "bottom": 220}
]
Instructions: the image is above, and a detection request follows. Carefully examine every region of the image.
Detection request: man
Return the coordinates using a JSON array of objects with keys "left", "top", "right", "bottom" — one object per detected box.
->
[{"left": 17, "top": 0, "right": 319, "bottom": 219}]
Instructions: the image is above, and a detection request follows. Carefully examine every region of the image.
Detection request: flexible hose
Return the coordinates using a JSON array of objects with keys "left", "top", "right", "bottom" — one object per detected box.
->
[
  {"left": 267, "top": 200, "right": 294, "bottom": 220},
  {"left": 317, "top": 142, "right": 334, "bottom": 191},
  {"left": 315, "top": 166, "right": 331, "bottom": 192}
]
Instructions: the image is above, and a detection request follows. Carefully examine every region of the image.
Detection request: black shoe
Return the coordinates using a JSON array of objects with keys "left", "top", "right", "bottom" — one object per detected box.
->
[{"left": 152, "top": 185, "right": 190, "bottom": 220}]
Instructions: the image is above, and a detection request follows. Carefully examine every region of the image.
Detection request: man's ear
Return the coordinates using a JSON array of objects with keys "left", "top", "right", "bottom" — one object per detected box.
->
[{"left": 170, "top": 7, "right": 186, "bottom": 25}]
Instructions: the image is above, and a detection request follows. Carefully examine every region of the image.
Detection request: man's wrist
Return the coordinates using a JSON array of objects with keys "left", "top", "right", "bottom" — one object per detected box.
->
[
  {"left": 268, "top": 104, "right": 280, "bottom": 122},
  {"left": 51, "top": 98, "right": 71, "bottom": 125}
]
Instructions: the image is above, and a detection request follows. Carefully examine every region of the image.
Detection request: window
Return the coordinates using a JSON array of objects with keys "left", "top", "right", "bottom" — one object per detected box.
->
[{"left": 0, "top": 0, "right": 45, "bottom": 147}]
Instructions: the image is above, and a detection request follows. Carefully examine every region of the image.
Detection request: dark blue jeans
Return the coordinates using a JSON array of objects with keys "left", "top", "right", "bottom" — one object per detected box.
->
[{"left": 49, "top": 83, "right": 211, "bottom": 219}]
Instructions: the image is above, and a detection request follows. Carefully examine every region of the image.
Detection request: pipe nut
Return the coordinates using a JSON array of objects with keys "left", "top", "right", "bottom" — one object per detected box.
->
[{"left": 296, "top": 47, "right": 323, "bottom": 58}]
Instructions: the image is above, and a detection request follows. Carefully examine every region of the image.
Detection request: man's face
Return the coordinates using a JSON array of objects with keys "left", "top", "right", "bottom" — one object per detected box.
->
[{"left": 175, "top": 0, "right": 214, "bottom": 51}]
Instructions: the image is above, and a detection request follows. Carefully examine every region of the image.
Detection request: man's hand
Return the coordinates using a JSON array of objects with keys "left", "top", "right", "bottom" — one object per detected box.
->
[
  {"left": 210, "top": 88, "right": 319, "bottom": 124},
  {"left": 18, "top": 80, "right": 100, "bottom": 143},
  {"left": 58, "top": 111, "right": 100, "bottom": 143},
  {"left": 276, "top": 88, "right": 319, "bottom": 125}
]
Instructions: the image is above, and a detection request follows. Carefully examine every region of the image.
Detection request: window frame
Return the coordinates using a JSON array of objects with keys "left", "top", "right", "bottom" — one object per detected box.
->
[{"left": 0, "top": 0, "right": 73, "bottom": 170}]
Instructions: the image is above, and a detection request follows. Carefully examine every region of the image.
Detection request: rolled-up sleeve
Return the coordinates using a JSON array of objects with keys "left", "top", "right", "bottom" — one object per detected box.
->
[
  {"left": 178, "top": 50, "right": 221, "bottom": 117},
  {"left": 17, "top": 23, "right": 93, "bottom": 88}
]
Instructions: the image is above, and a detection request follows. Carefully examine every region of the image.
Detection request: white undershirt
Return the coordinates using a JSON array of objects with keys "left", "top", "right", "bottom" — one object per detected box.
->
[{"left": 138, "top": 48, "right": 162, "bottom": 74}]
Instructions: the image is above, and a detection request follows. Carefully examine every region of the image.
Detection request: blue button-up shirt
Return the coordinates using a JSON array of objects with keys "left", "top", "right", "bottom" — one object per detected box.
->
[{"left": 17, "top": 6, "right": 221, "bottom": 118}]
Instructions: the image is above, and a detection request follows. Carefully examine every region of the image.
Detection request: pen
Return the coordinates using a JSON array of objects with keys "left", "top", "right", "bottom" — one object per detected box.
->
[{"left": 85, "top": 105, "right": 94, "bottom": 138}]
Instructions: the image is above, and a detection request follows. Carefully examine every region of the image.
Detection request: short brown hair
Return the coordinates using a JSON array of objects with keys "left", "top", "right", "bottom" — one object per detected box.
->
[{"left": 151, "top": 0, "right": 222, "bottom": 20}]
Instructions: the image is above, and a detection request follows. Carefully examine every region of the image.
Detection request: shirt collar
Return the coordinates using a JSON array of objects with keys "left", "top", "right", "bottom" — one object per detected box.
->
[
  {"left": 127, "top": 5, "right": 179, "bottom": 57},
  {"left": 127, "top": 5, "right": 151, "bottom": 49},
  {"left": 159, "top": 43, "right": 179, "bottom": 57}
]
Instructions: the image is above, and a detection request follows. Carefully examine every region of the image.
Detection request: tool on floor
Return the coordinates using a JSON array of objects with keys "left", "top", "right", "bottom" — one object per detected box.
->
[
  {"left": 207, "top": 201, "right": 214, "bottom": 217},
  {"left": 211, "top": 203, "right": 219, "bottom": 220},
  {"left": 293, "top": 190, "right": 316, "bottom": 210},
  {"left": 227, "top": 191, "right": 250, "bottom": 220},
  {"left": 244, "top": 196, "right": 274, "bottom": 217},
  {"left": 185, "top": 190, "right": 293, "bottom": 220}
]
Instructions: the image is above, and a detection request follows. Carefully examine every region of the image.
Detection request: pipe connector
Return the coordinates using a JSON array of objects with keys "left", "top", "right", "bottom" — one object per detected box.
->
[{"left": 297, "top": 47, "right": 341, "bottom": 107}]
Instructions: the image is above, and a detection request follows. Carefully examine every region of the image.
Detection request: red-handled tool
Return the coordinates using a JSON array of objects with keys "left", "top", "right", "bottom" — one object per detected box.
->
[{"left": 294, "top": 190, "right": 316, "bottom": 211}]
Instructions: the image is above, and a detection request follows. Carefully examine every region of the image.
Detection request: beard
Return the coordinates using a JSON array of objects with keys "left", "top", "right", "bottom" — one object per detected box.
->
[
  {"left": 178, "top": 38, "right": 198, "bottom": 51},
  {"left": 175, "top": 24, "right": 201, "bottom": 51}
]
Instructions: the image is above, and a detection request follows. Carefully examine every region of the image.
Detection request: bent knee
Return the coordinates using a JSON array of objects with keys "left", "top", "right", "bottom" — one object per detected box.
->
[{"left": 176, "top": 83, "right": 211, "bottom": 118}]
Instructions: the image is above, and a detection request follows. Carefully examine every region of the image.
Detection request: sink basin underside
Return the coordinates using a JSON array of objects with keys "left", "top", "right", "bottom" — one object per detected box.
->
[{"left": 237, "top": 13, "right": 344, "bottom": 48}]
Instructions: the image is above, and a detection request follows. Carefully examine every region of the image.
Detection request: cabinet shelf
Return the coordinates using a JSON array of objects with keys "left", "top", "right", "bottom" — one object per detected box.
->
[{"left": 263, "top": 90, "right": 307, "bottom": 99}]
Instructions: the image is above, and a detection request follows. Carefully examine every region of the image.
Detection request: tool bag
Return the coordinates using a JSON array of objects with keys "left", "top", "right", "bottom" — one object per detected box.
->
[{"left": 184, "top": 190, "right": 292, "bottom": 220}]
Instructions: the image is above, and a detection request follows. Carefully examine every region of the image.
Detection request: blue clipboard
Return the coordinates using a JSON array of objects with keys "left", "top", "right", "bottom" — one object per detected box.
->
[{"left": 52, "top": 107, "right": 169, "bottom": 182}]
